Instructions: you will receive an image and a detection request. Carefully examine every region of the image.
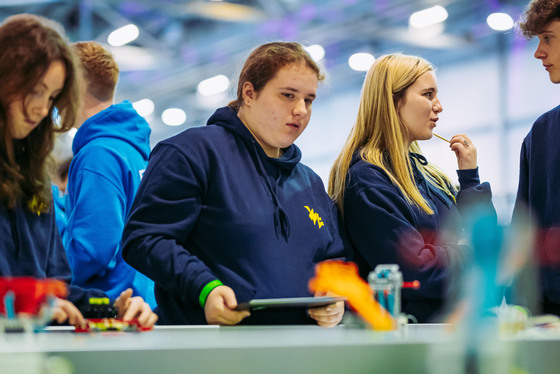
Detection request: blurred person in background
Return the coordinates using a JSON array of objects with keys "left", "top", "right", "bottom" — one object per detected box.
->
[{"left": 63, "top": 41, "right": 156, "bottom": 309}]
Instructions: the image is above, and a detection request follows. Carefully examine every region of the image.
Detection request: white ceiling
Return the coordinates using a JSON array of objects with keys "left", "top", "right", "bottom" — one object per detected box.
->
[{"left": 0, "top": 0, "right": 530, "bottom": 145}]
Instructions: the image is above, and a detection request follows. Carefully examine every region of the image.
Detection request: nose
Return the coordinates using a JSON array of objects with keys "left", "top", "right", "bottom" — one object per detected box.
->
[
  {"left": 31, "top": 96, "right": 50, "bottom": 120},
  {"left": 433, "top": 98, "right": 443, "bottom": 114},
  {"left": 535, "top": 41, "right": 546, "bottom": 60},
  {"left": 293, "top": 99, "right": 308, "bottom": 116}
]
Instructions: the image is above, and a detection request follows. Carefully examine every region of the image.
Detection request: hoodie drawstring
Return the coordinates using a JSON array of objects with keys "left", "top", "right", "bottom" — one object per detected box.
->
[
  {"left": 409, "top": 152, "right": 452, "bottom": 209},
  {"left": 250, "top": 142, "right": 291, "bottom": 242}
]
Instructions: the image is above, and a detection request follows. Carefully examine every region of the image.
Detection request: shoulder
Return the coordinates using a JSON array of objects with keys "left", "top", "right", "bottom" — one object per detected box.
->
[
  {"left": 149, "top": 125, "right": 238, "bottom": 172},
  {"left": 536, "top": 104, "right": 560, "bottom": 121},
  {"left": 530, "top": 105, "right": 560, "bottom": 134},
  {"left": 522, "top": 105, "right": 560, "bottom": 148},
  {"left": 294, "top": 162, "right": 324, "bottom": 184},
  {"left": 157, "top": 125, "right": 232, "bottom": 153},
  {"left": 348, "top": 159, "right": 394, "bottom": 188}
]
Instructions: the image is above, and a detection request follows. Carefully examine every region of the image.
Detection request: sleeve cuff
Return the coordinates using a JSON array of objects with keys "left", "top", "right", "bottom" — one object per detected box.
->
[
  {"left": 456, "top": 167, "right": 480, "bottom": 189},
  {"left": 199, "top": 279, "right": 224, "bottom": 308}
]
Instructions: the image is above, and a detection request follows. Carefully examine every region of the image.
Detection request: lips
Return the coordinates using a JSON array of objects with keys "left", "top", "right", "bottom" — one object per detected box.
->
[
  {"left": 286, "top": 123, "right": 300, "bottom": 129},
  {"left": 544, "top": 64, "right": 552, "bottom": 71}
]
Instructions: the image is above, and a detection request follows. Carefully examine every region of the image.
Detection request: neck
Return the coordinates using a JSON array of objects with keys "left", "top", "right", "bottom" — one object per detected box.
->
[
  {"left": 75, "top": 94, "right": 113, "bottom": 129},
  {"left": 237, "top": 107, "right": 280, "bottom": 158}
]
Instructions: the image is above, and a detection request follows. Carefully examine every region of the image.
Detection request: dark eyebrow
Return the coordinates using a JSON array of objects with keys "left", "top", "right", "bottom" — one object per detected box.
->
[{"left": 280, "top": 86, "right": 316, "bottom": 99}]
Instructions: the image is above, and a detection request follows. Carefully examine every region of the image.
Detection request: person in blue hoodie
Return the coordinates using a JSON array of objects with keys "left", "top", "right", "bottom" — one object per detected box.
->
[
  {"left": 0, "top": 14, "right": 157, "bottom": 328},
  {"left": 63, "top": 41, "right": 156, "bottom": 308},
  {"left": 328, "top": 54, "right": 494, "bottom": 323},
  {"left": 514, "top": 0, "right": 560, "bottom": 316},
  {"left": 121, "top": 42, "right": 349, "bottom": 327}
]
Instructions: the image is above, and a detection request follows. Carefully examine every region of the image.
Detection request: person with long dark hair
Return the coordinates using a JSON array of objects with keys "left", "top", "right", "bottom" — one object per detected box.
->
[{"left": 0, "top": 14, "right": 157, "bottom": 327}]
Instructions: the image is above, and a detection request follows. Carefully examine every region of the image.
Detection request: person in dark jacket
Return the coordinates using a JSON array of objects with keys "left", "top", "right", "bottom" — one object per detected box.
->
[
  {"left": 514, "top": 0, "right": 560, "bottom": 316},
  {"left": 0, "top": 14, "right": 157, "bottom": 328},
  {"left": 63, "top": 41, "right": 155, "bottom": 308},
  {"left": 122, "top": 42, "right": 349, "bottom": 327},
  {"left": 328, "top": 53, "right": 493, "bottom": 323}
]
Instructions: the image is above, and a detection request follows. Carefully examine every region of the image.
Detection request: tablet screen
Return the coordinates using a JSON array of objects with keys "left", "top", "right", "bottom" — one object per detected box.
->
[{"left": 234, "top": 296, "right": 346, "bottom": 311}]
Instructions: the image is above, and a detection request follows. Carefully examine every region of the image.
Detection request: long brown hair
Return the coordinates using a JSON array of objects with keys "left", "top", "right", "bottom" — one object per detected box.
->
[
  {"left": 228, "top": 42, "right": 324, "bottom": 112},
  {"left": 0, "top": 14, "right": 80, "bottom": 213}
]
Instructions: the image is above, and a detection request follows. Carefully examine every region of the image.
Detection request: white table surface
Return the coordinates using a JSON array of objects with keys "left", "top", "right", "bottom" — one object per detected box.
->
[{"left": 0, "top": 323, "right": 558, "bottom": 374}]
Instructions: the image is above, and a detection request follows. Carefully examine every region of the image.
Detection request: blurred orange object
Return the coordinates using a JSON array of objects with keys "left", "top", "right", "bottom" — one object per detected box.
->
[{"left": 309, "top": 260, "right": 395, "bottom": 330}]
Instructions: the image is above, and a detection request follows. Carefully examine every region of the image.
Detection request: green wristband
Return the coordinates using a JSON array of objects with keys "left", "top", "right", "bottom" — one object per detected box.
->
[{"left": 199, "top": 280, "right": 224, "bottom": 308}]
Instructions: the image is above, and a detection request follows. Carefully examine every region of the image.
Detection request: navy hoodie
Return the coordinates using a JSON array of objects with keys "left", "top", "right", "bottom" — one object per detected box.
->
[
  {"left": 64, "top": 101, "right": 155, "bottom": 308},
  {"left": 514, "top": 104, "right": 560, "bottom": 305},
  {"left": 0, "top": 200, "right": 106, "bottom": 310},
  {"left": 343, "top": 152, "right": 493, "bottom": 322},
  {"left": 122, "top": 106, "right": 349, "bottom": 325}
]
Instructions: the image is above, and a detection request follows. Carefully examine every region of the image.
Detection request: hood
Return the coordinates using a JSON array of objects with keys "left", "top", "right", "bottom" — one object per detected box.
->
[
  {"left": 208, "top": 106, "right": 304, "bottom": 242},
  {"left": 72, "top": 101, "right": 151, "bottom": 159},
  {"left": 207, "top": 106, "right": 302, "bottom": 172}
]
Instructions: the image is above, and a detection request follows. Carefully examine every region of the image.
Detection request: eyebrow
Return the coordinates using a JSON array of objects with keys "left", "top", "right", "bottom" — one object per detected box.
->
[
  {"left": 36, "top": 81, "right": 62, "bottom": 95},
  {"left": 280, "top": 86, "right": 317, "bottom": 99}
]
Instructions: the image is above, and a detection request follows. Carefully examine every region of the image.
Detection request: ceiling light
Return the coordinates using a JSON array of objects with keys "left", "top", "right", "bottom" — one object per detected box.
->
[
  {"left": 108, "top": 45, "right": 157, "bottom": 71},
  {"left": 108, "top": 24, "right": 139, "bottom": 47},
  {"left": 133, "top": 99, "right": 155, "bottom": 117},
  {"left": 184, "top": 2, "right": 265, "bottom": 22},
  {"left": 197, "top": 74, "right": 230, "bottom": 96},
  {"left": 162, "top": 108, "right": 187, "bottom": 126},
  {"left": 409, "top": 6, "right": 448, "bottom": 29},
  {"left": 306, "top": 44, "right": 325, "bottom": 62},
  {"left": 348, "top": 53, "right": 375, "bottom": 72},
  {"left": 487, "top": 12, "right": 514, "bottom": 31}
]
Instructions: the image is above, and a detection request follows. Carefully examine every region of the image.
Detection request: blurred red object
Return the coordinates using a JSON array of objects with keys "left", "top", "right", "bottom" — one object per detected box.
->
[{"left": 0, "top": 277, "right": 67, "bottom": 316}]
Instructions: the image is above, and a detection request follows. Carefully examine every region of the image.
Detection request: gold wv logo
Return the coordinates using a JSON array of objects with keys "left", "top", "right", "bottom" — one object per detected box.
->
[{"left": 304, "top": 206, "right": 324, "bottom": 229}]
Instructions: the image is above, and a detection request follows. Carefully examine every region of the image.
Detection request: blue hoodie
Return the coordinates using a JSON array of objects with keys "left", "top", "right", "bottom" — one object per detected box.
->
[
  {"left": 0, "top": 200, "right": 106, "bottom": 310},
  {"left": 514, "top": 104, "right": 560, "bottom": 306},
  {"left": 343, "top": 153, "right": 493, "bottom": 322},
  {"left": 64, "top": 101, "right": 156, "bottom": 308},
  {"left": 122, "top": 106, "right": 349, "bottom": 325}
]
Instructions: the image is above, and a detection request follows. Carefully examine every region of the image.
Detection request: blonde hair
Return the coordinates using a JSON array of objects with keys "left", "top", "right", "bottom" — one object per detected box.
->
[{"left": 328, "top": 53, "right": 455, "bottom": 215}]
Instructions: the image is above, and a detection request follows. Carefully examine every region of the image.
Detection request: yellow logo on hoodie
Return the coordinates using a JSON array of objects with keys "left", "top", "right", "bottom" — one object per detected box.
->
[{"left": 304, "top": 206, "right": 324, "bottom": 229}]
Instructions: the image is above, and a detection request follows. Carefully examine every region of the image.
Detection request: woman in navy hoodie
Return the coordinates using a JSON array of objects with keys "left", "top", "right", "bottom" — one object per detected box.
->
[
  {"left": 0, "top": 14, "right": 157, "bottom": 328},
  {"left": 122, "top": 42, "right": 348, "bottom": 327},
  {"left": 329, "top": 54, "right": 494, "bottom": 323}
]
